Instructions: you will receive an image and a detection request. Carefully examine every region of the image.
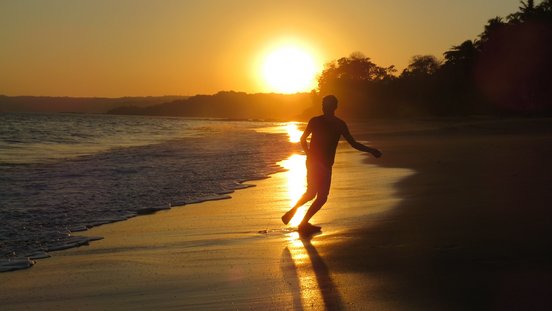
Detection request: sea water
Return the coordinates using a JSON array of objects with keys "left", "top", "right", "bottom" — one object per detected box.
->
[{"left": 0, "top": 112, "right": 298, "bottom": 271}]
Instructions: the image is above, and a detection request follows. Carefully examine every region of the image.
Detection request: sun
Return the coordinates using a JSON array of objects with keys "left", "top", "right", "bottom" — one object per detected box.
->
[{"left": 261, "top": 45, "right": 320, "bottom": 94}]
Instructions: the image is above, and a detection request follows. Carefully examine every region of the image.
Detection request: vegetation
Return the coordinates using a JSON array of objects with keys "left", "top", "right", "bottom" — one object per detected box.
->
[{"left": 316, "top": 0, "right": 552, "bottom": 119}]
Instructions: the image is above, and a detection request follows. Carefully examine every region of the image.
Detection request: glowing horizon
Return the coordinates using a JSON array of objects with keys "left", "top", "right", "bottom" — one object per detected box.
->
[{"left": 0, "top": 0, "right": 522, "bottom": 97}]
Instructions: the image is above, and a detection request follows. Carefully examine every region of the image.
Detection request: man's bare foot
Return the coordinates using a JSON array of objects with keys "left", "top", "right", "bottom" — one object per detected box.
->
[
  {"left": 298, "top": 222, "right": 321, "bottom": 232},
  {"left": 281, "top": 209, "right": 295, "bottom": 225}
]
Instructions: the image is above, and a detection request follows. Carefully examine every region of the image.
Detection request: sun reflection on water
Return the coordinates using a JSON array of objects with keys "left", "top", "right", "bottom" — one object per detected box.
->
[
  {"left": 285, "top": 122, "right": 303, "bottom": 143},
  {"left": 255, "top": 121, "right": 304, "bottom": 144}
]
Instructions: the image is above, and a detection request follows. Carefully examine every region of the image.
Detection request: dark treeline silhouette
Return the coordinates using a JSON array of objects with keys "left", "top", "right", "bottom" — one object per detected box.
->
[
  {"left": 108, "top": 91, "right": 316, "bottom": 121},
  {"left": 318, "top": 0, "right": 552, "bottom": 119}
]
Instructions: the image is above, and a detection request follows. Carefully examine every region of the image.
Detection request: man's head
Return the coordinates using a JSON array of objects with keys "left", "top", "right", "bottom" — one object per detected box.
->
[{"left": 322, "top": 95, "right": 338, "bottom": 115}]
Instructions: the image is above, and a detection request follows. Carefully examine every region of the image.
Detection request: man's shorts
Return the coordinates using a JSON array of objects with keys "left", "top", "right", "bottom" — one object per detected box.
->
[{"left": 306, "top": 158, "right": 332, "bottom": 197}]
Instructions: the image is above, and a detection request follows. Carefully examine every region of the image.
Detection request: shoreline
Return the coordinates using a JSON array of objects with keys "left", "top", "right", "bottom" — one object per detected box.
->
[
  {"left": 0, "top": 143, "right": 408, "bottom": 310},
  {"left": 1, "top": 117, "right": 550, "bottom": 310},
  {"left": 0, "top": 119, "right": 298, "bottom": 273},
  {"left": 0, "top": 165, "right": 286, "bottom": 274}
]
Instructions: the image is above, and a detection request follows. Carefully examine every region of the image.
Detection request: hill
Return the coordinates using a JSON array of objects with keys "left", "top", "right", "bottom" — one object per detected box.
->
[
  {"left": 0, "top": 95, "right": 188, "bottom": 114},
  {"left": 107, "top": 91, "right": 316, "bottom": 121}
]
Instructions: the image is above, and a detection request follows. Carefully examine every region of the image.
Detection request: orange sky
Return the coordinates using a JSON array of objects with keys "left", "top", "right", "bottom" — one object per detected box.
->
[{"left": 0, "top": 0, "right": 522, "bottom": 97}]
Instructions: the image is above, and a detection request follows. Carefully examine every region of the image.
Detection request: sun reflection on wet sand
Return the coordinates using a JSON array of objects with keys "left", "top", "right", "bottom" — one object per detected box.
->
[
  {"left": 279, "top": 154, "right": 308, "bottom": 227},
  {"left": 262, "top": 121, "right": 342, "bottom": 308},
  {"left": 256, "top": 121, "right": 310, "bottom": 227},
  {"left": 269, "top": 121, "right": 353, "bottom": 308}
]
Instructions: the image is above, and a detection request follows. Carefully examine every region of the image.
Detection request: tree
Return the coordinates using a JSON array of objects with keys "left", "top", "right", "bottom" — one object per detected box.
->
[
  {"left": 474, "top": 0, "right": 552, "bottom": 113},
  {"left": 478, "top": 17, "right": 506, "bottom": 46},
  {"left": 508, "top": 0, "right": 536, "bottom": 23},
  {"left": 443, "top": 40, "right": 479, "bottom": 68},
  {"left": 317, "top": 52, "right": 394, "bottom": 92},
  {"left": 538, "top": 0, "right": 552, "bottom": 12},
  {"left": 401, "top": 55, "right": 441, "bottom": 77},
  {"left": 316, "top": 52, "right": 397, "bottom": 118}
]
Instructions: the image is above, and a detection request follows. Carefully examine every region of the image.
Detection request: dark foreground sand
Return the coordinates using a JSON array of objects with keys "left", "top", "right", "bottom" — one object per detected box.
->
[
  {"left": 0, "top": 118, "right": 551, "bottom": 310},
  {"left": 326, "top": 118, "right": 552, "bottom": 310}
]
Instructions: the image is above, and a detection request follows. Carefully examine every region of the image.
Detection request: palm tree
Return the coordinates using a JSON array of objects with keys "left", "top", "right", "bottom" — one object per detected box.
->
[
  {"left": 478, "top": 17, "right": 505, "bottom": 46},
  {"left": 443, "top": 40, "right": 478, "bottom": 68},
  {"left": 508, "top": 0, "right": 536, "bottom": 23}
]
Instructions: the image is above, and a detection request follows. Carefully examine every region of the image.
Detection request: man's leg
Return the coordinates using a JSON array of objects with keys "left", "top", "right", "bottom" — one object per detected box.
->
[
  {"left": 298, "top": 164, "right": 331, "bottom": 230},
  {"left": 298, "top": 194, "right": 327, "bottom": 227},
  {"left": 281, "top": 191, "right": 316, "bottom": 224},
  {"left": 282, "top": 158, "right": 319, "bottom": 225}
]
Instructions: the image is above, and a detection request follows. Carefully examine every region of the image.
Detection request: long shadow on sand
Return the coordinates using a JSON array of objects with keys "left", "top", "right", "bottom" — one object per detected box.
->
[{"left": 281, "top": 236, "right": 344, "bottom": 310}]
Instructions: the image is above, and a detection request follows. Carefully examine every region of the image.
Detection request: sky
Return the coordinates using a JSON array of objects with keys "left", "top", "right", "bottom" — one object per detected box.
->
[{"left": 0, "top": 0, "right": 523, "bottom": 97}]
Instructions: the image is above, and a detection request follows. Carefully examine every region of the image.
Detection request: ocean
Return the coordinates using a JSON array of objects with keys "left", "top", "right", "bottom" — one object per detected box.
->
[{"left": 0, "top": 112, "right": 299, "bottom": 271}]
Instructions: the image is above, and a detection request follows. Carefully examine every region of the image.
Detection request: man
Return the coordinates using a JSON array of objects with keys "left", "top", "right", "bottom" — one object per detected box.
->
[{"left": 281, "top": 95, "right": 382, "bottom": 234}]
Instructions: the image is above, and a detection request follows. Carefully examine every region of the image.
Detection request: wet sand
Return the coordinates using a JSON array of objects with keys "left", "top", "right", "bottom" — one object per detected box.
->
[
  {"left": 0, "top": 145, "right": 409, "bottom": 310},
  {"left": 1, "top": 118, "right": 551, "bottom": 310}
]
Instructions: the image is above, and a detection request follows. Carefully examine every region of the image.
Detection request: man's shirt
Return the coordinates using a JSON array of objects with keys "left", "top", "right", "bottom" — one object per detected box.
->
[{"left": 306, "top": 115, "right": 348, "bottom": 167}]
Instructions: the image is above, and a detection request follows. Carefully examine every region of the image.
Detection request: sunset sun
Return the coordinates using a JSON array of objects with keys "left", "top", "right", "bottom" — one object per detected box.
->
[{"left": 261, "top": 45, "right": 320, "bottom": 94}]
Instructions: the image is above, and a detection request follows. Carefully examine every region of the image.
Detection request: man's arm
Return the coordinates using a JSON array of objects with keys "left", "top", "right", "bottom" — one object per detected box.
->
[
  {"left": 300, "top": 121, "right": 313, "bottom": 155},
  {"left": 342, "top": 124, "right": 382, "bottom": 158}
]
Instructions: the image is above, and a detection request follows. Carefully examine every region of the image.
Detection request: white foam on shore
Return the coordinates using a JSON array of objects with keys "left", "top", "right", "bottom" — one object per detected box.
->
[{"left": 0, "top": 258, "right": 35, "bottom": 273}]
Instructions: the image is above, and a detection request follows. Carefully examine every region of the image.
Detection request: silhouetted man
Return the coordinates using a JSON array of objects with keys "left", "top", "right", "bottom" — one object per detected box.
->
[{"left": 281, "top": 95, "right": 382, "bottom": 234}]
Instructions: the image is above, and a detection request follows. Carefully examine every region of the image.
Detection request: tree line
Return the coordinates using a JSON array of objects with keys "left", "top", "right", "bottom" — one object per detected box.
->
[{"left": 317, "top": 0, "right": 552, "bottom": 119}]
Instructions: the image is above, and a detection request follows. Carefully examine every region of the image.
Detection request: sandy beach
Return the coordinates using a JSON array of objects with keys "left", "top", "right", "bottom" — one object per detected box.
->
[{"left": 1, "top": 118, "right": 551, "bottom": 310}]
